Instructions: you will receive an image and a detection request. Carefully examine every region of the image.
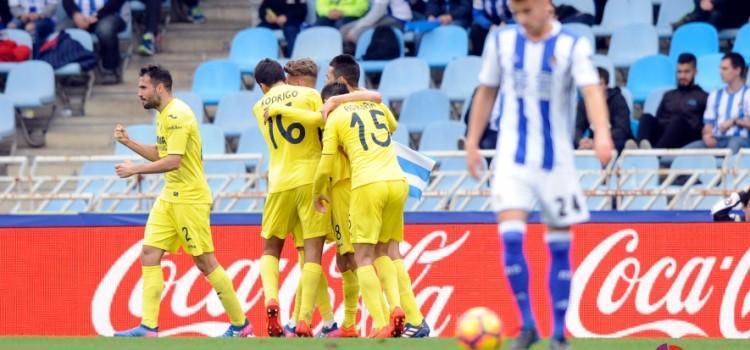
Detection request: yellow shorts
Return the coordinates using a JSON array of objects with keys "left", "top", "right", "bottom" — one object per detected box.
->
[
  {"left": 144, "top": 199, "right": 214, "bottom": 256},
  {"left": 331, "top": 179, "right": 354, "bottom": 255},
  {"left": 262, "top": 184, "right": 331, "bottom": 244},
  {"left": 350, "top": 180, "right": 407, "bottom": 245}
]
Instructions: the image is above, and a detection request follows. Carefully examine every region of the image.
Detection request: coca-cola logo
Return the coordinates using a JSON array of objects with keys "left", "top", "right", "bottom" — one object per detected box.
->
[
  {"left": 567, "top": 229, "right": 750, "bottom": 339},
  {"left": 91, "top": 230, "right": 470, "bottom": 336}
]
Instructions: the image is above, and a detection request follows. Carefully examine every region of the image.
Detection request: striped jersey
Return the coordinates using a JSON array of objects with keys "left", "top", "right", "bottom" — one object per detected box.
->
[
  {"left": 478, "top": 21, "right": 599, "bottom": 171},
  {"left": 703, "top": 85, "right": 750, "bottom": 138}
]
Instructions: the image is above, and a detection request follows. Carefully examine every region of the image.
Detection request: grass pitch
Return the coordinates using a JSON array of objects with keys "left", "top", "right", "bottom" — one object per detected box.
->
[{"left": 0, "top": 337, "right": 747, "bottom": 350}]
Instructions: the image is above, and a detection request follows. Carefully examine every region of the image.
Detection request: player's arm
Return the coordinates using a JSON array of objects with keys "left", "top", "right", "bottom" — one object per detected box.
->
[
  {"left": 266, "top": 104, "right": 324, "bottom": 125},
  {"left": 312, "top": 117, "right": 341, "bottom": 212},
  {"left": 114, "top": 124, "right": 160, "bottom": 162},
  {"left": 323, "top": 90, "right": 383, "bottom": 120},
  {"left": 573, "top": 37, "right": 613, "bottom": 165},
  {"left": 116, "top": 154, "right": 182, "bottom": 178}
]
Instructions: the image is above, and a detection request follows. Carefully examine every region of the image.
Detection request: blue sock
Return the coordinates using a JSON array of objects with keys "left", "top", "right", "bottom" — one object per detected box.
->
[
  {"left": 500, "top": 221, "right": 536, "bottom": 332},
  {"left": 547, "top": 233, "right": 572, "bottom": 341}
]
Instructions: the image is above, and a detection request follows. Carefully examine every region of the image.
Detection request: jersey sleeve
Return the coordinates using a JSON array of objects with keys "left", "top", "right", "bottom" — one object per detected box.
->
[
  {"left": 571, "top": 37, "right": 599, "bottom": 88},
  {"left": 166, "top": 114, "right": 190, "bottom": 155},
  {"left": 704, "top": 91, "right": 717, "bottom": 125},
  {"left": 321, "top": 113, "right": 342, "bottom": 156},
  {"left": 268, "top": 104, "right": 324, "bottom": 126},
  {"left": 478, "top": 30, "right": 502, "bottom": 87},
  {"left": 381, "top": 103, "right": 398, "bottom": 133}
]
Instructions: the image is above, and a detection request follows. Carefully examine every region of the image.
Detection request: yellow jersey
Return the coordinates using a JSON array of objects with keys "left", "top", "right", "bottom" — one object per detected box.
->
[
  {"left": 252, "top": 84, "right": 324, "bottom": 193},
  {"left": 155, "top": 98, "right": 212, "bottom": 204},
  {"left": 322, "top": 101, "right": 403, "bottom": 190}
]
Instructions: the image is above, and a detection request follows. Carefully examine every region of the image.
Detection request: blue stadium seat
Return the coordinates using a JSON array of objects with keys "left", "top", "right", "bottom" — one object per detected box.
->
[
  {"left": 291, "top": 27, "right": 342, "bottom": 61},
  {"left": 617, "top": 155, "right": 668, "bottom": 210},
  {"left": 575, "top": 154, "right": 610, "bottom": 209},
  {"left": 237, "top": 126, "right": 269, "bottom": 171},
  {"left": 417, "top": 25, "right": 468, "bottom": 68},
  {"left": 0, "top": 97, "right": 14, "bottom": 140},
  {"left": 655, "top": 0, "right": 694, "bottom": 37},
  {"left": 670, "top": 154, "right": 720, "bottom": 209},
  {"left": 562, "top": 23, "right": 596, "bottom": 51},
  {"left": 643, "top": 86, "right": 672, "bottom": 116},
  {"left": 400, "top": 90, "right": 451, "bottom": 134},
  {"left": 419, "top": 121, "right": 465, "bottom": 151},
  {"left": 5, "top": 61, "right": 55, "bottom": 108},
  {"left": 115, "top": 124, "right": 156, "bottom": 155},
  {"left": 669, "top": 23, "right": 719, "bottom": 64},
  {"left": 555, "top": 0, "right": 595, "bottom": 15},
  {"left": 440, "top": 56, "right": 482, "bottom": 102},
  {"left": 592, "top": 54, "right": 615, "bottom": 88},
  {"left": 204, "top": 159, "right": 248, "bottom": 197},
  {"left": 626, "top": 55, "right": 675, "bottom": 103},
  {"left": 229, "top": 27, "right": 279, "bottom": 75},
  {"left": 173, "top": 90, "right": 205, "bottom": 122},
  {"left": 607, "top": 23, "right": 658, "bottom": 68},
  {"left": 356, "top": 27, "right": 405, "bottom": 73},
  {"left": 592, "top": 0, "right": 652, "bottom": 37},
  {"left": 392, "top": 125, "right": 410, "bottom": 146},
  {"left": 200, "top": 124, "right": 226, "bottom": 154},
  {"left": 733, "top": 23, "right": 750, "bottom": 56},
  {"left": 214, "top": 91, "right": 257, "bottom": 138},
  {"left": 695, "top": 53, "right": 724, "bottom": 93},
  {"left": 378, "top": 58, "right": 431, "bottom": 103},
  {"left": 191, "top": 60, "right": 242, "bottom": 106},
  {"left": 452, "top": 157, "right": 490, "bottom": 211}
]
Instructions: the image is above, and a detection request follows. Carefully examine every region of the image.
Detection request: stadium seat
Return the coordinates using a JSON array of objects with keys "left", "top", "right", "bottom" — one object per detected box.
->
[
  {"left": 695, "top": 53, "right": 724, "bottom": 93},
  {"left": 419, "top": 121, "right": 466, "bottom": 151},
  {"left": 562, "top": 23, "right": 596, "bottom": 51},
  {"left": 229, "top": 28, "right": 278, "bottom": 75},
  {"left": 554, "top": 0, "right": 595, "bottom": 15},
  {"left": 643, "top": 86, "right": 672, "bottom": 116},
  {"left": 291, "top": 27, "right": 342, "bottom": 61},
  {"left": 378, "top": 58, "right": 431, "bottom": 103},
  {"left": 607, "top": 23, "right": 658, "bottom": 68},
  {"left": 417, "top": 25, "right": 469, "bottom": 68},
  {"left": 592, "top": 0, "right": 652, "bottom": 37},
  {"left": 173, "top": 90, "right": 205, "bottom": 122},
  {"left": 356, "top": 27, "right": 405, "bottom": 73},
  {"left": 5, "top": 61, "right": 56, "bottom": 108},
  {"left": 200, "top": 124, "right": 227, "bottom": 154},
  {"left": 191, "top": 60, "right": 242, "bottom": 106},
  {"left": 451, "top": 157, "right": 490, "bottom": 211},
  {"left": 440, "top": 56, "right": 482, "bottom": 102},
  {"left": 214, "top": 91, "right": 258, "bottom": 138},
  {"left": 575, "top": 154, "right": 610, "bottom": 209},
  {"left": 669, "top": 23, "right": 719, "bottom": 64},
  {"left": 237, "top": 126, "right": 269, "bottom": 172},
  {"left": 115, "top": 124, "right": 156, "bottom": 155},
  {"left": 655, "top": 0, "right": 694, "bottom": 37},
  {"left": 670, "top": 154, "right": 720, "bottom": 209},
  {"left": 204, "top": 159, "right": 249, "bottom": 197},
  {"left": 400, "top": 90, "right": 451, "bottom": 134},
  {"left": 626, "top": 55, "right": 675, "bottom": 103},
  {"left": 617, "top": 154, "right": 668, "bottom": 210},
  {"left": 392, "top": 125, "right": 410, "bottom": 146},
  {"left": 0, "top": 29, "right": 32, "bottom": 74},
  {"left": 0, "top": 96, "right": 15, "bottom": 141},
  {"left": 592, "top": 54, "right": 615, "bottom": 88},
  {"left": 733, "top": 23, "right": 750, "bottom": 57}
]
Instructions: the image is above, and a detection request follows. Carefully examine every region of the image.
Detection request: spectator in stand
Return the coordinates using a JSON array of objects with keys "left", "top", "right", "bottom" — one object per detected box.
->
[
  {"left": 636, "top": 53, "right": 708, "bottom": 149},
  {"left": 7, "top": 0, "right": 56, "bottom": 52},
  {"left": 258, "top": 0, "right": 307, "bottom": 57},
  {"left": 136, "top": 0, "right": 160, "bottom": 56},
  {"left": 340, "top": 0, "right": 412, "bottom": 45},
  {"left": 426, "top": 0, "right": 472, "bottom": 27},
  {"left": 674, "top": 0, "right": 750, "bottom": 30},
  {"left": 0, "top": 0, "right": 13, "bottom": 28},
  {"left": 409, "top": 0, "right": 427, "bottom": 19},
  {"left": 574, "top": 67, "right": 632, "bottom": 153},
  {"left": 179, "top": 0, "right": 205, "bottom": 23},
  {"left": 468, "top": 0, "right": 510, "bottom": 56},
  {"left": 315, "top": 0, "right": 368, "bottom": 28},
  {"left": 684, "top": 52, "right": 750, "bottom": 154},
  {"left": 61, "top": 0, "right": 125, "bottom": 84}
]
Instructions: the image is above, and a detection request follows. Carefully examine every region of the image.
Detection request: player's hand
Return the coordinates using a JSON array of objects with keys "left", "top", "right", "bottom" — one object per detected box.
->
[
  {"left": 115, "top": 160, "right": 137, "bottom": 178},
  {"left": 466, "top": 145, "right": 484, "bottom": 181},
  {"left": 322, "top": 98, "right": 339, "bottom": 121},
  {"left": 313, "top": 194, "right": 330, "bottom": 213},
  {"left": 114, "top": 124, "right": 129, "bottom": 144},
  {"left": 593, "top": 133, "right": 614, "bottom": 166}
]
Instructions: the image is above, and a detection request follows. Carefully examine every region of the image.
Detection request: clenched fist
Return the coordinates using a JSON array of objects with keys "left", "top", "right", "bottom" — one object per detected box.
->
[{"left": 114, "top": 124, "right": 129, "bottom": 144}]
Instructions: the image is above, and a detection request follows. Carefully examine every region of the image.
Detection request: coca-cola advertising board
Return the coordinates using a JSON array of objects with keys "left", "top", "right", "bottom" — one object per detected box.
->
[{"left": 1, "top": 215, "right": 749, "bottom": 339}]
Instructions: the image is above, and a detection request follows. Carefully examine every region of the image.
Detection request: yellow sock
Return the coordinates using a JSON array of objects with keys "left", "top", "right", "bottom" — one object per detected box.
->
[
  {"left": 207, "top": 266, "right": 247, "bottom": 326},
  {"left": 394, "top": 259, "right": 424, "bottom": 325},
  {"left": 260, "top": 255, "right": 279, "bottom": 306},
  {"left": 290, "top": 251, "right": 305, "bottom": 324},
  {"left": 341, "top": 270, "right": 359, "bottom": 328},
  {"left": 373, "top": 256, "right": 401, "bottom": 311},
  {"left": 380, "top": 291, "right": 390, "bottom": 320},
  {"left": 299, "top": 263, "right": 322, "bottom": 324},
  {"left": 141, "top": 265, "right": 163, "bottom": 329},
  {"left": 316, "top": 273, "right": 334, "bottom": 322},
  {"left": 357, "top": 265, "right": 387, "bottom": 329}
]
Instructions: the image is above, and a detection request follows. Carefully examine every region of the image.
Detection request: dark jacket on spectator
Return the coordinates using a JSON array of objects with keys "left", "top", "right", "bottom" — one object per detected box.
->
[
  {"left": 656, "top": 84, "right": 708, "bottom": 131},
  {"left": 575, "top": 86, "right": 631, "bottom": 152},
  {"left": 426, "top": 0, "right": 471, "bottom": 24},
  {"left": 63, "top": 0, "right": 125, "bottom": 19},
  {"left": 259, "top": 0, "right": 308, "bottom": 25}
]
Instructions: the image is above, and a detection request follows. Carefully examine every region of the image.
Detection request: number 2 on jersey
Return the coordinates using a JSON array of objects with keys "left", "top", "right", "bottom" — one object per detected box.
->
[{"left": 350, "top": 110, "right": 391, "bottom": 151}]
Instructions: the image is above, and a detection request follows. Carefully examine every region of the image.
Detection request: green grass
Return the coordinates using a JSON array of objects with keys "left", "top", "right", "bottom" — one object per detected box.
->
[{"left": 0, "top": 337, "right": 747, "bottom": 350}]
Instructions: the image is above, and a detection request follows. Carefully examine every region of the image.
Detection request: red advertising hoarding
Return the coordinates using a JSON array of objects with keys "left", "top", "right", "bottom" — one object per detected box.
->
[{"left": 1, "top": 222, "right": 749, "bottom": 338}]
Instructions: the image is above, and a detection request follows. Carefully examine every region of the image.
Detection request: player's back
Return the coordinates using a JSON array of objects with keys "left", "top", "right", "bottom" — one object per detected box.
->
[
  {"left": 325, "top": 101, "right": 404, "bottom": 189},
  {"left": 253, "top": 84, "right": 324, "bottom": 193}
]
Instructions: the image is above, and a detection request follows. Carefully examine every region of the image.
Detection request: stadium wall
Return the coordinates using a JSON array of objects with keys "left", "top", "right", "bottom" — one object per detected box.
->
[{"left": 1, "top": 212, "right": 749, "bottom": 339}]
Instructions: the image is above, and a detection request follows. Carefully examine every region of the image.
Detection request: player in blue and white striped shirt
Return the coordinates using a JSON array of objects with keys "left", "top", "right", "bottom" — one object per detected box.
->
[
  {"left": 465, "top": 0, "right": 612, "bottom": 349},
  {"left": 684, "top": 52, "right": 750, "bottom": 154}
]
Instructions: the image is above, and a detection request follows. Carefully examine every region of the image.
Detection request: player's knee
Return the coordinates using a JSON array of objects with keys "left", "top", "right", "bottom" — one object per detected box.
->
[
  {"left": 193, "top": 254, "right": 219, "bottom": 275},
  {"left": 262, "top": 237, "right": 284, "bottom": 257},
  {"left": 500, "top": 221, "right": 526, "bottom": 253},
  {"left": 546, "top": 230, "right": 571, "bottom": 258},
  {"left": 141, "top": 246, "right": 163, "bottom": 265}
]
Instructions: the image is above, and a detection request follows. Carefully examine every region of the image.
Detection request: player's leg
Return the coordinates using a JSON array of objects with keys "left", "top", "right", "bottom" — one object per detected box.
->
[
  {"left": 329, "top": 252, "right": 359, "bottom": 337},
  {"left": 374, "top": 242, "right": 401, "bottom": 315},
  {"left": 285, "top": 247, "right": 305, "bottom": 337},
  {"left": 546, "top": 226, "right": 572, "bottom": 347},
  {"left": 386, "top": 240, "right": 429, "bottom": 338}
]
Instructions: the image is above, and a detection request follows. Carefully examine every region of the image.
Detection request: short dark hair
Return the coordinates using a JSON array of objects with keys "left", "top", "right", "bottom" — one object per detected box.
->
[
  {"left": 139, "top": 65, "right": 172, "bottom": 91},
  {"left": 254, "top": 58, "right": 286, "bottom": 86},
  {"left": 597, "top": 67, "right": 609, "bottom": 86},
  {"left": 677, "top": 53, "right": 697, "bottom": 67},
  {"left": 329, "top": 54, "right": 360, "bottom": 87},
  {"left": 723, "top": 52, "right": 747, "bottom": 77},
  {"left": 321, "top": 82, "right": 350, "bottom": 102}
]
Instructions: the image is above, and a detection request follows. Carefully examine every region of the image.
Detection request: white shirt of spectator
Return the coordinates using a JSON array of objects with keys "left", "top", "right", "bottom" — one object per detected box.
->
[
  {"left": 9, "top": 0, "right": 56, "bottom": 13},
  {"left": 377, "top": 0, "right": 412, "bottom": 22},
  {"left": 703, "top": 85, "right": 750, "bottom": 138},
  {"left": 76, "top": 0, "right": 108, "bottom": 16},
  {"left": 478, "top": 20, "right": 599, "bottom": 171}
]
